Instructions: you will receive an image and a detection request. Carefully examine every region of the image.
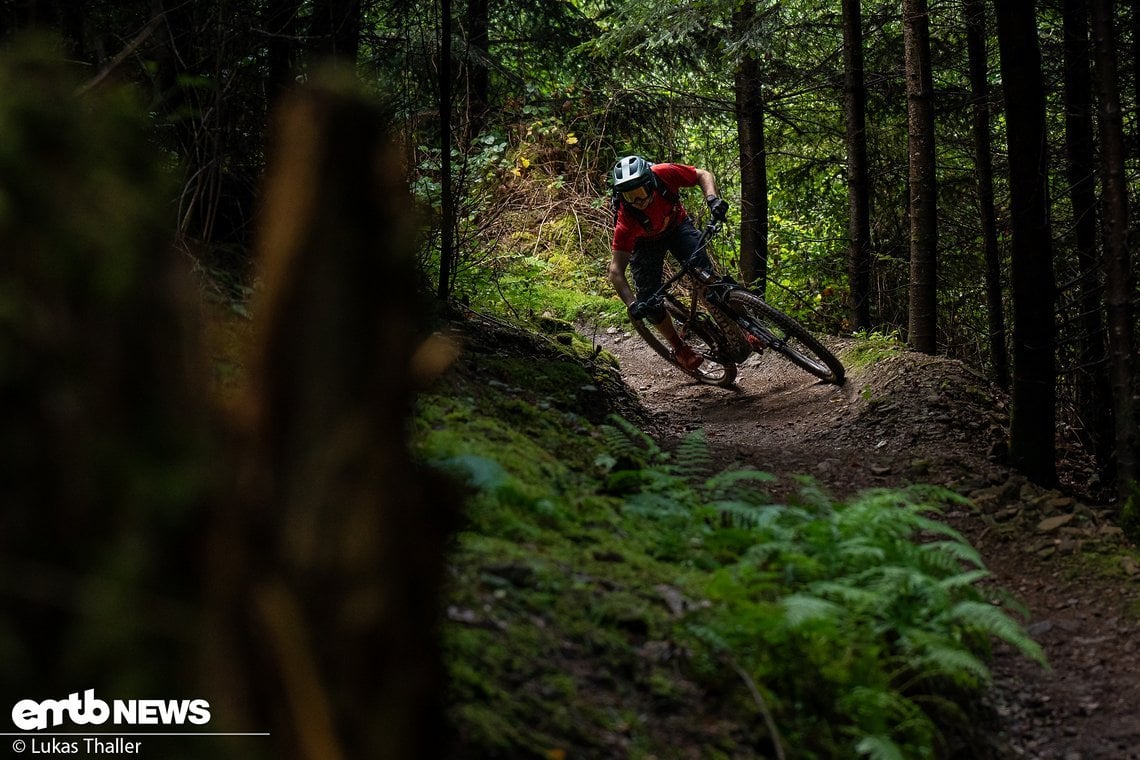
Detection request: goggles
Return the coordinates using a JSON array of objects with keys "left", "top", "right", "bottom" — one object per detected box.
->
[{"left": 621, "top": 185, "right": 652, "bottom": 204}]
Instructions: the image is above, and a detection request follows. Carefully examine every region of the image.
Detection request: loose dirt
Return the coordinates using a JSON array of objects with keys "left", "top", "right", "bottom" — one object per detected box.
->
[{"left": 588, "top": 324, "right": 1140, "bottom": 760}]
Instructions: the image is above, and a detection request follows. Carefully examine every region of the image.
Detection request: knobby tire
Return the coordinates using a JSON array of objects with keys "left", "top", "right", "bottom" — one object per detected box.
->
[
  {"left": 724, "top": 291, "right": 846, "bottom": 384},
  {"left": 632, "top": 307, "right": 738, "bottom": 388}
]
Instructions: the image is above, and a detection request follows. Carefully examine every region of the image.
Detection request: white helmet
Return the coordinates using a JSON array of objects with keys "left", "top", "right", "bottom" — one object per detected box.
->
[{"left": 611, "top": 155, "right": 654, "bottom": 192}]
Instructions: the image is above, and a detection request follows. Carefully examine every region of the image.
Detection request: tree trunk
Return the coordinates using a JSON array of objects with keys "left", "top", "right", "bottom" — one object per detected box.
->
[
  {"left": 463, "top": 0, "right": 490, "bottom": 138},
  {"left": 965, "top": 0, "right": 1008, "bottom": 390},
  {"left": 217, "top": 71, "right": 459, "bottom": 758},
  {"left": 903, "top": 0, "right": 938, "bottom": 353},
  {"left": 843, "top": 0, "right": 872, "bottom": 331},
  {"left": 1063, "top": 0, "right": 1112, "bottom": 471},
  {"left": 995, "top": 0, "right": 1057, "bottom": 485},
  {"left": 1133, "top": 0, "right": 1140, "bottom": 151},
  {"left": 264, "top": 0, "right": 304, "bottom": 107},
  {"left": 438, "top": 0, "right": 456, "bottom": 301},
  {"left": 1090, "top": 0, "right": 1139, "bottom": 500},
  {"left": 734, "top": 1, "right": 769, "bottom": 293}
]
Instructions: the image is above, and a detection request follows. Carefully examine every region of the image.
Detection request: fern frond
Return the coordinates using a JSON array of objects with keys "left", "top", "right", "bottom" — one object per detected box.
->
[
  {"left": 711, "top": 500, "right": 776, "bottom": 529},
  {"left": 857, "top": 564, "right": 935, "bottom": 596},
  {"left": 672, "top": 428, "right": 712, "bottom": 480},
  {"left": 703, "top": 468, "right": 776, "bottom": 502},
  {"left": 809, "top": 580, "right": 882, "bottom": 608},
  {"left": 623, "top": 491, "right": 692, "bottom": 520},
  {"left": 781, "top": 593, "right": 844, "bottom": 627},
  {"left": 727, "top": 503, "right": 809, "bottom": 543},
  {"left": 599, "top": 414, "right": 662, "bottom": 466},
  {"left": 790, "top": 475, "right": 835, "bottom": 511},
  {"left": 908, "top": 514, "right": 969, "bottom": 544},
  {"left": 919, "top": 540, "right": 985, "bottom": 572},
  {"left": 936, "top": 568, "right": 991, "bottom": 591},
  {"left": 950, "top": 601, "right": 1048, "bottom": 666},
  {"left": 901, "top": 483, "right": 971, "bottom": 508},
  {"left": 855, "top": 733, "right": 906, "bottom": 760},
  {"left": 837, "top": 537, "right": 888, "bottom": 565},
  {"left": 913, "top": 644, "right": 991, "bottom": 687}
]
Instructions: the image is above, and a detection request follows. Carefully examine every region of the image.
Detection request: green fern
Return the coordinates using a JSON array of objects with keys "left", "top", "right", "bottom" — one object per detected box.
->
[
  {"left": 596, "top": 414, "right": 663, "bottom": 469},
  {"left": 781, "top": 593, "right": 845, "bottom": 628},
  {"left": 671, "top": 428, "right": 712, "bottom": 480},
  {"left": 709, "top": 499, "right": 776, "bottom": 529},
  {"left": 809, "top": 580, "right": 884, "bottom": 608},
  {"left": 950, "top": 601, "right": 1048, "bottom": 667},
  {"left": 918, "top": 540, "right": 985, "bottom": 574},
  {"left": 855, "top": 733, "right": 906, "bottom": 760},
  {"left": 703, "top": 468, "right": 777, "bottom": 499},
  {"left": 911, "top": 644, "right": 991, "bottom": 687},
  {"left": 584, "top": 420, "right": 1047, "bottom": 757},
  {"left": 624, "top": 491, "right": 694, "bottom": 520}
]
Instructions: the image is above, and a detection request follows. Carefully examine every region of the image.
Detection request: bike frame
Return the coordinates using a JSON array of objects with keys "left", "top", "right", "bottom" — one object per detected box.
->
[
  {"left": 636, "top": 215, "right": 846, "bottom": 386},
  {"left": 642, "top": 218, "right": 749, "bottom": 342}
]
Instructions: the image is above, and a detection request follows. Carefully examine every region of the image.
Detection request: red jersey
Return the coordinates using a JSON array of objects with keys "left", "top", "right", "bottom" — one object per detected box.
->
[{"left": 611, "top": 163, "right": 699, "bottom": 252}]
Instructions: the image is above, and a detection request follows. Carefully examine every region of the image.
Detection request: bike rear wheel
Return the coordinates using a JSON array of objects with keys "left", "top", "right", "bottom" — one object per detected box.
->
[
  {"left": 632, "top": 306, "right": 738, "bottom": 388},
  {"left": 724, "top": 291, "right": 846, "bottom": 384}
]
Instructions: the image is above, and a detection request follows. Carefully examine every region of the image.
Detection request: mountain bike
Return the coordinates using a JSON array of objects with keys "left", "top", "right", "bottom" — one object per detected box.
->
[{"left": 630, "top": 218, "right": 846, "bottom": 388}]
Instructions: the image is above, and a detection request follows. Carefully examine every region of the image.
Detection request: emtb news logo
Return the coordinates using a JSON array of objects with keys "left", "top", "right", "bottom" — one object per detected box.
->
[{"left": 10, "top": 690, "right": 211, "bottom": 731}]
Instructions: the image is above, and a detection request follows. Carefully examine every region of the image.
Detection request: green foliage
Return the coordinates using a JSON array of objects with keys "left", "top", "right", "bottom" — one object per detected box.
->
[
  {"left": 1119, "top": 481, "right": 1140, "bottom": 544},
  {"left": 601, "top": 435, "right": 1048, "bottom": 756},
  {"left": 419, "top": 354, "right": 1046, "bottom": 758},
  {"left": 847, "top": 329, "right": 906, "bottom": 368}
]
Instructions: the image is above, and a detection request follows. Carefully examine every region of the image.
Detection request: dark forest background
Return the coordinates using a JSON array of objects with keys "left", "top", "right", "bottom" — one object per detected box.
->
[{"left": 3, "top": 0, "right": 1135, "bottom": 515}]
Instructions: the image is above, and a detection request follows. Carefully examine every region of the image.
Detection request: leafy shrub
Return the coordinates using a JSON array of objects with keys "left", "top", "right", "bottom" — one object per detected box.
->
[{"left": 596, "top": 420, "right": 1045, "bottom": 758}]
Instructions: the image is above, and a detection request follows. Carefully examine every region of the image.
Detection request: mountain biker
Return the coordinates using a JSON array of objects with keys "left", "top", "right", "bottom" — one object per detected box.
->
[{"left": 607, "top": 155, "right": 729, "bottom": 372}]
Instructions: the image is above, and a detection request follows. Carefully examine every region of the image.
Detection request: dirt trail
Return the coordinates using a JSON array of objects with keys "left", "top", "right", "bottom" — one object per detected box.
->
[{"left": 591, "top": 324, "right": 1140, "bottom": 760}]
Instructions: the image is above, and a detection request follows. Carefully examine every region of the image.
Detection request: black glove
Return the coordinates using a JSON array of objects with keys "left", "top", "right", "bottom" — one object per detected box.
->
[
  {"left": 706, "top": 194, "right": 729, "bottom": 221},
  {"left": 627, "top": 300, "right": 651, "bottom": 321}
]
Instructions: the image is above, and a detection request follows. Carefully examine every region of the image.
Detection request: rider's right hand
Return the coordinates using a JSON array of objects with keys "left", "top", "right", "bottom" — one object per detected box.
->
[{"left": 627, "top": 300, "right": 651, "bottom": 321}]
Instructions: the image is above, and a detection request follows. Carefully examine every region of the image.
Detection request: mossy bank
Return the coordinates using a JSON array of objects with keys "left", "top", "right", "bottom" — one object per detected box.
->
[{"left": 414, "top": 314, "right": 1045, "bottom": 759}]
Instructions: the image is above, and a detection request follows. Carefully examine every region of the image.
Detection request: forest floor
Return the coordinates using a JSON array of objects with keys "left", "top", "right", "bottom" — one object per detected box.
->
[{"left": 585, "top": 322, "right": 1140, "bottom": 760}]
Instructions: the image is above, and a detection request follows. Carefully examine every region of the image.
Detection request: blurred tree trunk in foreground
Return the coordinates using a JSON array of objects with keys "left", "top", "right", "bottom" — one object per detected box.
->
[
  {"left": 206, "top": 68, "right": 460, "bottom": 759},
  {"left": 0, "top": 34, "right": 458, "bottom": 760}
]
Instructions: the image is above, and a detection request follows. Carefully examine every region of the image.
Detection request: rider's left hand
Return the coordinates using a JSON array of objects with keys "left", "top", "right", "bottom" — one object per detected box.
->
[{"left": 706, "top": 195, "right": 729, "bottom": 221}]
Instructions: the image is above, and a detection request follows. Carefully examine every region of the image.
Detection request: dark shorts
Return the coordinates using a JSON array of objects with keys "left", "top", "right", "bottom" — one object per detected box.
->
[{"left": 629, "top": 217, "right": 711, "bottom": 298}]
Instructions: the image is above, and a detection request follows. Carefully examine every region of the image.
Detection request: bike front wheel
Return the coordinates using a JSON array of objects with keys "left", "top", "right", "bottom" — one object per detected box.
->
[
  {"left": 632, "top": 310, "right": 738, "bottom": 388},
  {"left": 725, "top": 291, "right": 846, "bottom": 384}
]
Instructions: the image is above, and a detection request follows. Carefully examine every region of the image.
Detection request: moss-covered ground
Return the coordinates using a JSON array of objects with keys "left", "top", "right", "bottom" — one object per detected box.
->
[
  {"left": 415, "top": 316, "right": 757, "bottom": 757},
  {"left": 412, "top": 314, "right": 1052, "bottom": 760}
]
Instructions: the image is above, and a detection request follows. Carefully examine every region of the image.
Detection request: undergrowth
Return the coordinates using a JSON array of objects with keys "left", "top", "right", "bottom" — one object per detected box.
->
[
  {"left": 846, "top": 329, "right": 906, "bottom": 368},
  {"left": 414, "top": 327, "right": 1046, "bottom": 759}
]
